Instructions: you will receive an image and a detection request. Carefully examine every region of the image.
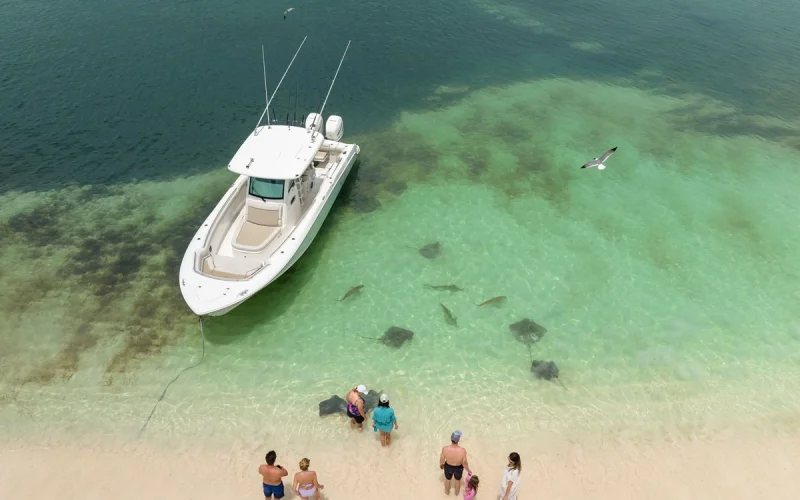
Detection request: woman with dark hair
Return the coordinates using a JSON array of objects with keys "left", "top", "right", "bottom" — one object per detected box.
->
[
  {"left": 371, "top": 393, "right": 398, "bottom": 446},
  {"left": 499, "top": 452, "right": 521, "bottom": 500}
]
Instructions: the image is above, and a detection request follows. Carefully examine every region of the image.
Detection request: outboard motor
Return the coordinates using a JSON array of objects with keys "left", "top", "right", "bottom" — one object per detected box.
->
[
  {"left": 325, "top": 115, "right": 343, "bottom": 141},
  {"left": 305, "top": 113, "right": 323, "bottom": 134}
]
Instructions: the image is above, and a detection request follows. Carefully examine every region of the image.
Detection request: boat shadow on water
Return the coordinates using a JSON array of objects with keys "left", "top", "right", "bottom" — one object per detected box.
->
[{"left": 199, "top": 159, "right": 363, "bottom": 345}]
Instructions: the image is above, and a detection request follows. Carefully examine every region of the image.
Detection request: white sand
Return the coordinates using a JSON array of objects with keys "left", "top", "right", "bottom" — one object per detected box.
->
[{"left": 2, "top": 430, "right": 799, "bottom": 499}]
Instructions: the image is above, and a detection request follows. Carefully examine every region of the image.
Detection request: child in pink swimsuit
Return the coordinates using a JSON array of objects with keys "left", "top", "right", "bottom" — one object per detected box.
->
[{"left": 464, "top": 472, "right": 480, "bottom": 500}]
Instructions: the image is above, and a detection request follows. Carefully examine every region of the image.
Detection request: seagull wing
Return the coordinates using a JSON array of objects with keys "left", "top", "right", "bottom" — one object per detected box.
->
[
  {"left": 598, "top": 146, "right": 617, "bottom": 163},
  {"left": 581, "top": 159, "right": 600, "bottom": 169}
]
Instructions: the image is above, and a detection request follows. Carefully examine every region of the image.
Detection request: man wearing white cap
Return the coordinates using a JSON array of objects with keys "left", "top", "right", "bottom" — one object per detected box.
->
[
  {"left": 440, "top": 430, "right": 471, "bottom": 496},
  {"left": 345, "top": 384, "right": 369, "bottom": 430}
]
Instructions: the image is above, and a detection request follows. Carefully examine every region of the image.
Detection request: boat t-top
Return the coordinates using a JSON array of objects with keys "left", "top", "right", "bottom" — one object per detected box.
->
[{"left": 179, "top": 37, "right": 361, "bottom": 316}]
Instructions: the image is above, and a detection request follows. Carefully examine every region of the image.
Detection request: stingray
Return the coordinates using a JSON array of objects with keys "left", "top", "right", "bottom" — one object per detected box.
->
[
  {"left": 361, "top": 326, "right": 414, "bottom": 348},
  {"left": 509, "top": 318, "right": 547, "bottom": 346},
  {"left": 530, "top": 360, "right": 568, "bottom": 390},
  {"left": 318, "top": 389, "right": 383, "bottom": 417},
  {"left": 417, "top": 242, "right": 442, "bottom": 259}
]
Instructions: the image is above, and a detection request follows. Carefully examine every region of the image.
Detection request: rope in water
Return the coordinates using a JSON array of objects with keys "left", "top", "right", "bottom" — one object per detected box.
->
[{"left": 138, "top": 316, "right": 206, "bottom": 437}]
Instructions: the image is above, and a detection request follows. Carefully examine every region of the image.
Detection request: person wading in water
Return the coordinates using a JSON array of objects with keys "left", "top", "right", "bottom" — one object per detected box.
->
[{"left": 345, "top": 384, "right": 369, "bottom": 431}]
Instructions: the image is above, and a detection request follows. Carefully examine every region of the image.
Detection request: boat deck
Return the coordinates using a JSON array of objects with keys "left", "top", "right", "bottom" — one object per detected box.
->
[
  {"left": 193, "top": 147, "right": 346, "bottom": 282},
  {"left": 215, "top": 166, "right": 329, "bottom": 260}
]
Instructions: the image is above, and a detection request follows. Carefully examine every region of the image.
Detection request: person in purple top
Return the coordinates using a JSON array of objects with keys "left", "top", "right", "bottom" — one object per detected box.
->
[{"left": 345, "top": 384, "right": 369, "bottom": 430}]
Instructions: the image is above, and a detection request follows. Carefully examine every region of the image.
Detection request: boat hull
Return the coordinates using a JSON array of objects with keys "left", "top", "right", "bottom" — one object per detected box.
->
[{"left": 179, "top": 146, "right": 359, "bottom": 317}]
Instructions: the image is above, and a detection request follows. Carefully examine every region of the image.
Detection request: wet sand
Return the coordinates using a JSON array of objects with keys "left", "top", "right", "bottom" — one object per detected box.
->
[{"left": 2, "top": 430, "right": 798, "bottom": 499}]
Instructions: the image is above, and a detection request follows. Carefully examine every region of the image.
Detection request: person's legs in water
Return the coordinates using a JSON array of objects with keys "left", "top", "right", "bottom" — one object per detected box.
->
[
  {"left": 443, "top": 463, "right": 463, "bottom": 495},
  {"left": 347, "top": 410, "right": 364, "bottom": 430},
  {"left": 454, "top": 465, "right": 463, "bottom": 495}
]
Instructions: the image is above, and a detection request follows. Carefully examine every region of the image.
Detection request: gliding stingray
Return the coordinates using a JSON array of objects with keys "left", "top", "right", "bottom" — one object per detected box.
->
[
  {"left": 417, "top": 242, "right": 442, "bottom": 259},
  {"left": 318, "top": 389, "right": 383, "bottom": 417},
  {"left": 509, "top": 318, "right": 547, "bottom": 346},
  {"left": 362, "top": 326, "right": 414, "bottom": 348},
  {"left": 531, "top": 360, "right": 568, "bottom": 390}
]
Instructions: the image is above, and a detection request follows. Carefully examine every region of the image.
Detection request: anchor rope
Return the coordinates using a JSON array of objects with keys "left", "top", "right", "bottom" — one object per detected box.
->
[{"left": 138, "top": 316, "right": 206, "bottom": 437}]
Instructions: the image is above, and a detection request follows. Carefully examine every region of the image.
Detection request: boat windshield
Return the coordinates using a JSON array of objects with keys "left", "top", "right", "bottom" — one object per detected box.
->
[{"left": 248, "top": 177, "right": 285, "bottom": 200}]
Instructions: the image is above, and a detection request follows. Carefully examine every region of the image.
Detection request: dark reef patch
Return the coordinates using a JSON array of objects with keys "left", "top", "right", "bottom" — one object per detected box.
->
[
  {"left": 336, "top": 158, "right": 382, "bottom": 214},
  {"left": 0, "top": 274, "right": 56, "bottom": 315},
  {"left": 22, "top": 323, "right": 99, "bottom": 385},
  {"left": 385, "top": 180, "right": 407, "bottom": 195},
  {"left": 1, "top": 184, "right": 219, "bottom": 387},
  {"left": 460, "top": 144, "right": 491, "bottom": 179},
  {"left": 5, "top": 196, "right": 81, "bottom": 247},
  {"left": 346, "top": 193, "right": 382, "bottom": 214}
]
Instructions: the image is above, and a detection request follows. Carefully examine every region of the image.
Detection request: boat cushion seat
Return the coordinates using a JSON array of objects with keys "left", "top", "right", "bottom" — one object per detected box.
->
[
  {"left": 232, "top": 205, "right": 282, "bottom": 252},
  {"left": 201, "top": 254, "right": 263, "bottom": 279}
]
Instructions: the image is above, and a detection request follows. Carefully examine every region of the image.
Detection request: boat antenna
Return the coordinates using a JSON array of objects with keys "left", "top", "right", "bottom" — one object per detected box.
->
[
  {"left": 293, "top": 80, "right": 298, "bottom": 126},
  {"left": 262, "top": 45, "right": 270, "bottom": 127},
  {"left": 254, "top": 35, "right": 308, "bottom": 135},
  {"left": 311, "top": 40, "right": 352, "bottom": 141}
]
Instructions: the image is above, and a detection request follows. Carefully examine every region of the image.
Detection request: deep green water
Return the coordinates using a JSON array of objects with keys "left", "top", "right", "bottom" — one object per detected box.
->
[{"left": 1, "top": 0, "right": 800, "bottom": 447}]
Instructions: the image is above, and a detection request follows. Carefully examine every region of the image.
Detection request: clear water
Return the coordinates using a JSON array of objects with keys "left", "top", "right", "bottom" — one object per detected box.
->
[{"left": 2, "top": 0, "right": 800, "bottom": 453}]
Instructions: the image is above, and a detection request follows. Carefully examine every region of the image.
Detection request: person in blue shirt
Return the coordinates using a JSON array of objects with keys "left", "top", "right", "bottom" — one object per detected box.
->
[{"left": 372, "top": 393, "right": 399, "bottom": 447}]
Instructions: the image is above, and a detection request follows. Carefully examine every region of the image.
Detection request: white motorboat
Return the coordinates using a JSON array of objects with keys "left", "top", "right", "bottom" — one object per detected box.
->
[{"left": 179, "top": 38, "right": 360, "bottom": 316}]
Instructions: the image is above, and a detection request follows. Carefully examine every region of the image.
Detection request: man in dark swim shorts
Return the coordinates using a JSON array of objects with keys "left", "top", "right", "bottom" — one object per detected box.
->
[
  {"left": 444, "top": 462, "right": 464, "bottom": 481},
  {"left": 439, "top": 430, "right": 472, "bottom": 495},
  {"left": 259, "top": 450, "right": 288, "bottom": 499}
]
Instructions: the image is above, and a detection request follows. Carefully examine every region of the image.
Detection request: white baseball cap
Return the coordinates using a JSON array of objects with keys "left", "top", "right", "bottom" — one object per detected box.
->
[
  {"left": 356, "top": 384, "right": 368, "bottom": 394},
  {"left": 379, "top": 393, "right": 389, "bottom": 403}
]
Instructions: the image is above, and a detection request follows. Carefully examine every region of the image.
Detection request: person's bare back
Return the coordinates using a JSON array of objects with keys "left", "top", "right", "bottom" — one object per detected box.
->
[
  {"left": 294, "top": 470, "right": 316, "bottom": 488},
  {"left": 442, "top": 444, "right": 467, "bottom": 466},
  {"left": 259, "top": 464, "right": 287, "bottom": 486}
]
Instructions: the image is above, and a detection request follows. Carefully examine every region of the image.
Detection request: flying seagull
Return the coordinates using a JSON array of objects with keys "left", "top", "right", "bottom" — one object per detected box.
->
[
  {"left": 581, "top": 147, "right": 617, "bottom": 170},
  {"left": 284, "top": 8, "right": 294, "bottom": 19}
]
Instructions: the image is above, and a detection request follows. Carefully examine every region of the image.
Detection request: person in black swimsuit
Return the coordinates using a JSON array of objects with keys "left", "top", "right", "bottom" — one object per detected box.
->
[{"left": 439, "top": 430, "right": 471, "bottom": 495}]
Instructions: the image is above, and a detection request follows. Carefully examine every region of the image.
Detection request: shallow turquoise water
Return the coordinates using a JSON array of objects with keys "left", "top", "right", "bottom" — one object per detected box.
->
[{"left": 2, "top": 0, "right": 800, "bottom": 449}]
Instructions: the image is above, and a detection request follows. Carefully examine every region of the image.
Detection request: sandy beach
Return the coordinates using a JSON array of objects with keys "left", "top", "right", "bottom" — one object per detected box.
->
[{"left": 2, "top": 429, "right": 799, "bottom": 499}]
